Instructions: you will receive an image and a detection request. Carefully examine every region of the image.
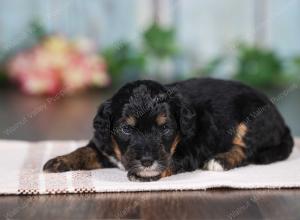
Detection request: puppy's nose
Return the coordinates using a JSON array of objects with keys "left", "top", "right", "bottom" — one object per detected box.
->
[{"left": 140, "top": 157, "right": 154, "bottom": 167}]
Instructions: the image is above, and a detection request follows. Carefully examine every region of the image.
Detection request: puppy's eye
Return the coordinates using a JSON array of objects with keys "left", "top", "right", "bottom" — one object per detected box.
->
[
  {"left": 161, "top": 125, "right": 171, "bottom": 135},
  {"left": 121, "top": 125, "right": 132, "bottom": 135}
]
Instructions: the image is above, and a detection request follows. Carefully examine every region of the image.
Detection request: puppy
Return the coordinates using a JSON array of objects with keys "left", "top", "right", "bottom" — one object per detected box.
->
[{"left": 43, "top": 78, "right": 294, "bottom": 181}]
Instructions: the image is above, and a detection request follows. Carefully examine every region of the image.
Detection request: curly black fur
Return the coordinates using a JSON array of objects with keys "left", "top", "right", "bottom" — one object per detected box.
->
[{"left": 44, "top": 78, "right": 294, "bottom": 182}]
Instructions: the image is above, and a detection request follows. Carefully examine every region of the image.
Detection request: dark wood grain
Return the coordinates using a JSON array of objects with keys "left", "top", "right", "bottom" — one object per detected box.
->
[
  {"left": 0, "top": 88, "right": 300, "bottom": 220},
  {"left": 0, "top": 190, "right": 299, "bottom": 219}
]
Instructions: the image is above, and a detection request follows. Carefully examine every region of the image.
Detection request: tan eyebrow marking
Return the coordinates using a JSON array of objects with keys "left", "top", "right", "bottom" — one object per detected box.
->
[
  {"left": 156, "top": 113, "right": 167, "bottom": 126},
  {"left": 125, "top": 116, "right": 136, "bottom": 126}
]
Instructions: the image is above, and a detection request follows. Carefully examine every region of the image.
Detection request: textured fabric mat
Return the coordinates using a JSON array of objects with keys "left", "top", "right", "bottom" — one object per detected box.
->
[{"left": 0, "top": 139, "right": 299, "bottom": 195}]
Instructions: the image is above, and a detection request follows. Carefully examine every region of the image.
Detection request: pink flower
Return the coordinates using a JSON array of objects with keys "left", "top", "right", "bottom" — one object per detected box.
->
[{"left": 7, "top": 35, "right": 109, "bottom": 95}]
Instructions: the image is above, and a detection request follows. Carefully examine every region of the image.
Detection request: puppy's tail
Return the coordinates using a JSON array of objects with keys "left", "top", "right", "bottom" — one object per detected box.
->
[{"left": 253, "top": 127, "right": 294, "bottom": 164}]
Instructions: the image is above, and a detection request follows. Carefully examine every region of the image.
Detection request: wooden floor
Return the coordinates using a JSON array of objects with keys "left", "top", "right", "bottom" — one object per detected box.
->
[
  {"left": 1, "top": 88, "right": 300, "bottom": 220},
  {"left": 0, "top": 190, "right": 299, "bottom": 219}
]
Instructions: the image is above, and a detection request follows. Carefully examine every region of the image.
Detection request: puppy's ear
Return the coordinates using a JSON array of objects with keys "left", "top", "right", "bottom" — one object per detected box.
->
[
  {"left": 171, "top": 92, "right": 196, "bottom": 139},
  {"left": 92, "top": 99, "right": 112, "bottom": 152}
]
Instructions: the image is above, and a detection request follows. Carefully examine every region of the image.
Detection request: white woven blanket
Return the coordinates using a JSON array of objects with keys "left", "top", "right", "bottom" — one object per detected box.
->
[{"left": 0, "top": 139, "right": 299, "bottom": 195}]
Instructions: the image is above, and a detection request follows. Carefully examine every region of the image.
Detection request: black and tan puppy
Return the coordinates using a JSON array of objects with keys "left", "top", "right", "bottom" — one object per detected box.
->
[{"left": 43, "top": 78, "right": 294, "bottom": 181}]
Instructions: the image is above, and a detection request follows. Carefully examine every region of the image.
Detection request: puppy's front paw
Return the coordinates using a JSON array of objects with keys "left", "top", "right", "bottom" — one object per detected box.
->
[
  {"left": 43, "top": 157, "right": 73, "bottom": 173},
  {"left": 204, "top": 159, "right": 224, "bottom": 171}
]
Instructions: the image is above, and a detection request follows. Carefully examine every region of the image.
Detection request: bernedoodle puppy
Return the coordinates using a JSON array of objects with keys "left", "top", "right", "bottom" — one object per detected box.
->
[{"left": 43, "top": 78, "right": 294, "bottom": 181}]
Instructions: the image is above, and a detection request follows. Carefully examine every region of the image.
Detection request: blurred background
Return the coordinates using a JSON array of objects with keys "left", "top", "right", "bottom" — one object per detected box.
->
[{"left": 0, "top": 0, "right": 300, "bottom": 140}]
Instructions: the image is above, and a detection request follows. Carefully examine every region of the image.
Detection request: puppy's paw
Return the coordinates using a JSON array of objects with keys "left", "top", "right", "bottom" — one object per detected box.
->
[
  {"left": 204, "top": 159, "right": 224, "bottom": 171},
  {"left": 43, "top": 157, "right": 73, "bottom": 173}
]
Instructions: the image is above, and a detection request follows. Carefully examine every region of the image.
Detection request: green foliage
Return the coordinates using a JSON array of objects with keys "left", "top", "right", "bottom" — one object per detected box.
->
[
  {"left": 0, "top": 49, "right": 5, "bottom": 62},
  {"left": 30, "top": 19, "right": 48, "bottom": 41},
  {"left": 234, "top": 44, "right": 286, "bottom": 88},
  {"left": 194, "top": 43, "right": 296, "bottom": 88},
  {"left": 0, "top": 19, "right": 47, "bottom": 87},
  {"left": 0, "top": 64, "right": 8, "bottom": 86},
  {"left": 287, "top": 56, "right": 300, "bottom": 78},
  {"left": 143, "top": 23, "right": 178, "bottom": 59},
  {"left": 200, "top": 57, "right": 224, "bottom": 76},
  {"left": 102, "top": 23, "right": 179, "bottom": 85},
  {"left": 103, "top": 41, "right": 146, "bottom": 85},
  {"left": 292, "top": 56, "right": 300, "bottom": 66},
  {"left": 0, "top": 72, "right": 7, "bottom": 85}
]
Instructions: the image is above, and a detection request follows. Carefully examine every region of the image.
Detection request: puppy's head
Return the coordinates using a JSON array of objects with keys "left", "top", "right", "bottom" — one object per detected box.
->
[{"left": 93, "top": 80, "right": 196, "bottom": 180}]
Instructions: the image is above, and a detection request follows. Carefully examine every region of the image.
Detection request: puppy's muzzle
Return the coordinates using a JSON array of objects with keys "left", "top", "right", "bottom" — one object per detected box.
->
[{"left": 136, "top": 160, "right": 161, "bottom": 177}]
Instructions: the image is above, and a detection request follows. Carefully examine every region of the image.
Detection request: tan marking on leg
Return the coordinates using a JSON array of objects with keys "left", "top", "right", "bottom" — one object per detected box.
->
[
  {"left": 156, "top": 113, "right": 167, "bottom": 126},
  {"left": 170, "top": 134, "right": 180, "bottom": 155},
  {"left": 160, "top": 135, "right": 180, "bottom": 178},
  {"left": 207, "top": 123, "right": 248, "bottom": 171},
  {"left": 233, "top": 123, "right": 248, "bottom": 147},
  {"left": 161, "top": 168, "right": 173, "bottom": 178},
  {"left": 125, "top": 116, "right": 136, "bottom": 126},
  {"left": 112, "top": 137, "right": 122, "bottom": 161}
]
